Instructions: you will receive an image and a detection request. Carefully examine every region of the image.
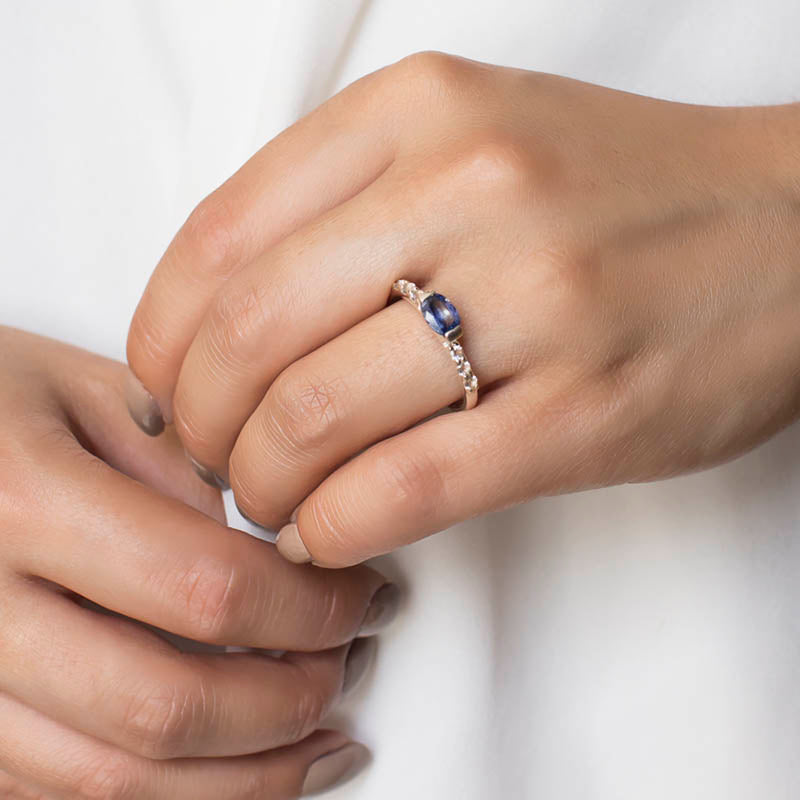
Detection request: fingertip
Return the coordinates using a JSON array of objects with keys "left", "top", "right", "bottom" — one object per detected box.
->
[{"left": 276, "top": 523, "right": 313, "bottom": 564}]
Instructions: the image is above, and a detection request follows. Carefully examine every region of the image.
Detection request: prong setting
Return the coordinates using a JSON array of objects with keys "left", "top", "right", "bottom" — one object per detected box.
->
[{"left": 392, "top": 279, "right": 478, "bottom": 410}]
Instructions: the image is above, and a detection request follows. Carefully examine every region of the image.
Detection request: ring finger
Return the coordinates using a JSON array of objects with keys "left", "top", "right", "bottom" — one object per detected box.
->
[
  {"left": 0, "top": 691, "right": 367, "bottom": 799},
  {"left": 171, "top": 166, "right": 466, "bottom": 483},
  {"left": 229, "top": 274, "right": 510, "bottom": 531},
  {"left": 0, "top": 578, "right": 371, "bottom": 760}
]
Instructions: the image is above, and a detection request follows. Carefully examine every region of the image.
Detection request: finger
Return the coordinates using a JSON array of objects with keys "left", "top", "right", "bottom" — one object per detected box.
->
[
  {"left": 4, "top": 329, "right": 223, "bottom": 520},
  {"left": 230, "top": 289, "right": 507, "bottom": 530},
  {"left": 0, "top": 691, "right": 368, "bottom": 799},
  {"left": 0, "top": 579, "right": 373, "bottom": 759},
  {"left": 126, "top": 65, "right": 403, "bottom": 430},
  {"left": 277, "top": 384, "right": 572, "bottom": 567},
  {"left": 171, "top": 168, "right": 449, "bottom": 480},
  {"left": 9, "top": 440, "right": 392, "bottom": 651},
  {"left": 54, "top": 341, "right": 224, "bottom": 520}
]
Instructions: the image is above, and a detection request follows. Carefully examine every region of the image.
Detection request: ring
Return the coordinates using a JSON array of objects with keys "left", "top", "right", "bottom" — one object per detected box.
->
[{"left": 392, "top": 279, "right": 479, "bottom": 411}]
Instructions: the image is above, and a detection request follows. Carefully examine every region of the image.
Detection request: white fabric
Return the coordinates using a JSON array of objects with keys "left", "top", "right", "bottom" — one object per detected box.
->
[{"left": 2, "top": 2, "right": 799, "bottom": 798}]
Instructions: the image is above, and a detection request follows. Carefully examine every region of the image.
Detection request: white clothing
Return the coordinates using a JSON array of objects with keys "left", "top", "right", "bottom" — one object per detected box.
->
[{"left": 2, "top": 2, "right": 799, "bottom": 798}]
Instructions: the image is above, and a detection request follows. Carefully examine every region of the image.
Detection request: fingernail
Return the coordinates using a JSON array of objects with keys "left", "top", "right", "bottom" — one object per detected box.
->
[
  {"left": 342, "top": 636, "right": 377, "bottom": 696},
  {"left": 358, "top": 583, "right": 401, "bottom": 637},
  {"left": 124, "top": 369, "right": 164, "bottom": 436},
  {"left": 276, "top": 522, "right": 312, "bottom": 564},
  {"left": 187, "top": 454, "right": 230, "bottom": 490},
  {"left": 301, "top": 743, "right": 371, "bottom": 796}
]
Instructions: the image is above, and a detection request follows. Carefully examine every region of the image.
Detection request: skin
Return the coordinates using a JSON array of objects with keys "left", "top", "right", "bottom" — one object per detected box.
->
[
  {"left": 0, "top": 327, "right": 389, "bottom": 797},
  {"left": 127, "top": 51, "right": 800, "bottom": 568}
]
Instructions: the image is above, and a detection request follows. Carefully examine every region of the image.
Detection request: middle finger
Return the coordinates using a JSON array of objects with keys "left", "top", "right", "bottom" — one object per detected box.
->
[
  {"left": 9, "top": 445, "right": 390, "bottom": 652},
  {"left": 172, "top": 168, "right": 454, "bottom": 481},
  {"left": 0, "top": 578, "right": 370, "bottom": 760}
]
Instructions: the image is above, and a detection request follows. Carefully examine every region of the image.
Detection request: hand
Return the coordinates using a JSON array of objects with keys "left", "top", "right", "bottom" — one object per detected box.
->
[
  {"left": 0, "top": 328, "right": 394, "bottom": 797},
  {"left": 126, "top": 52, "right": 800, "bottom": 568}
]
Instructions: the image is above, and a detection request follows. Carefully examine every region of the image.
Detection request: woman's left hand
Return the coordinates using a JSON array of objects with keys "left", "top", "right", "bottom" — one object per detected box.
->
[{"left": 126, "top": 52, "right": 800, "bottom": 567}]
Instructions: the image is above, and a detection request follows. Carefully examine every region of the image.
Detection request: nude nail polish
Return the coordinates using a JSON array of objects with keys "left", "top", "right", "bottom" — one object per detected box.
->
[
  {"left": 186, "top": 454, "right": 230, "bottom": 490},
  {"left": 342, "top": 636, "right": 377, "bottom": 696},
  {"left": 276, "top": 522, "right": 312, "bottom": 564},
  {"left": 124, "top": 369, "right": 164, "bottom": 436},
  {"left": 359, "top": 583, "right": 401, "bottom": 637},
  {"left": 301, "top": 743, "right": 371, "bottom": 796}
]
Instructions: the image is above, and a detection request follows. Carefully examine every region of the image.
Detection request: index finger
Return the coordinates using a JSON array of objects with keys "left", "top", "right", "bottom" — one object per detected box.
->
[
  {"left": 126, "top": 65, "right": 400, "bottom": 430},
  {"left": 11, "top": 443, "right": 394, "bottom": 651}
]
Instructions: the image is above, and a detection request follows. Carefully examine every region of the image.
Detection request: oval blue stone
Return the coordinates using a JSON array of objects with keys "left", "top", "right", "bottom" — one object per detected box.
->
[{"left": 421, "top": 293, "right": 460, "bottom": 336}]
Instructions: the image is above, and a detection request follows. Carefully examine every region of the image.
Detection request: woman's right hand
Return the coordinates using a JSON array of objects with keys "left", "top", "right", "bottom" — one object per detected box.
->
[{"left": 0, "top": 327, "right": 395, "bottom": 798}]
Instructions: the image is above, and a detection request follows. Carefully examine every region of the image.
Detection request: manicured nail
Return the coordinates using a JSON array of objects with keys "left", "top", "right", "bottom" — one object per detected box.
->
[
  {"left": 187, "top": 454, "right": 229, "bottom": 490},
  {"left": 342, "top": 636, "right": 377, "bottom": 696},
  {"left": 276, "top": 523, "right": 312, "bottom": 564},
  {"left": 301, "top": 743, "right": 371, "bottom": 796},
  {"left": 358, "top": 583, "right": 401, "bottom": 637},
  {"left": 124, "top": 369, "right": 164, "bottom": 436}
]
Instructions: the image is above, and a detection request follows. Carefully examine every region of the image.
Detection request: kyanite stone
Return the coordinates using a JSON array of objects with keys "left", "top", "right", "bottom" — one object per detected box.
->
[{"left": 421, "top": 293, "right": 460, "bottom": 336}]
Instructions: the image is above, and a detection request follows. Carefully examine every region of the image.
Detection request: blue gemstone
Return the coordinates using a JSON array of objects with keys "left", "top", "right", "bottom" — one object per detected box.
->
[{"left": 421, "top": 293, "right": 460, "bottom": 336}]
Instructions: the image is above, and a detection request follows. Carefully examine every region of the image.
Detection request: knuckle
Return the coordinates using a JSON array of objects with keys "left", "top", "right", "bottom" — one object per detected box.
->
[
  {"left": 395, "top": 50, "right": 470, "bottom": 97},
  {"left": 268, "top": 369, "right": 347, "bottom": 455},
  {"left": 71, "top": 753, "right": 137, "bottom": 800},
  {"left": 120, "top": 680, "right": 199, "bottom": 759},
  {"left": 179, "top": 191, "right": 240, "bottom": 274},
  {"left": 443, "top": 136, "right": 532, "bottom": 199},
  {"left": 165, "top": 556, "right": 245, "bottom": 643},
  {"left": 208, "top": 278, "right": 274, "bottom": 357}
]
